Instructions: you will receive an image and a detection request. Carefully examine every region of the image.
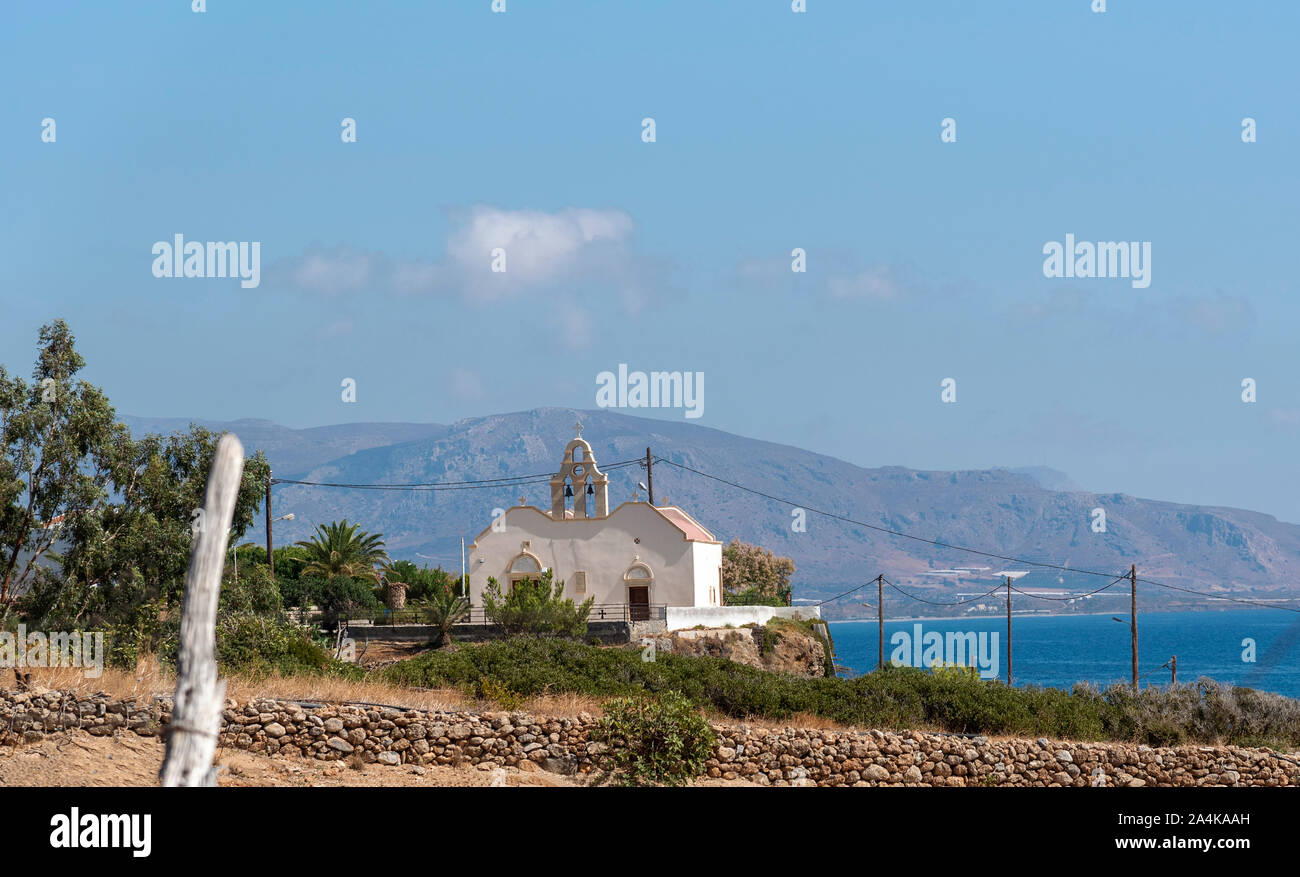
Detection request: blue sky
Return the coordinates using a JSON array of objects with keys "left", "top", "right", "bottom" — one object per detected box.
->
[{"left": 3, "top": 1, "right": 1299, "bottom": 523}]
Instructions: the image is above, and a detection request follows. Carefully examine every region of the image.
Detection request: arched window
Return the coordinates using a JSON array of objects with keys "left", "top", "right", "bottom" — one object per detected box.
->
[{"left": 508, "top": 552, "right": 543, "bottom": 591}]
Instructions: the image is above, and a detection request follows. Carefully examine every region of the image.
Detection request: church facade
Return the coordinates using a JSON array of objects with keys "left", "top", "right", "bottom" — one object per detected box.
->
[{"left": 466, "top": 426, "right": 723, "bottom": 619}]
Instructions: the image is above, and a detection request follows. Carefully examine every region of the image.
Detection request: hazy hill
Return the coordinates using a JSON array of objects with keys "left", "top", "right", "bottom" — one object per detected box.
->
[
  {"left": 127, "top": 408, "right": 1300, "bottom": 607},
  {"left": 123, "top": 416, "right": 447, "bottom": 476}
]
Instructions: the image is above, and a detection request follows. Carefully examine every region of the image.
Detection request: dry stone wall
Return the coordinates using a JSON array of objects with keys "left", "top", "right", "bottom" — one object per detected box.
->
[{"left": 2, "top": 688, "right": 1296, "bottom": 787}]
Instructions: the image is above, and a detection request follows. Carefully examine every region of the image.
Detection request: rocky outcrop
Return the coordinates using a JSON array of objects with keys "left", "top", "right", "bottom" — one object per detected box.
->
[
  {"left": 2, "top": 688, "right": 1296, "bottom": 787},
  {"left": 648, "top": 624, "right": 827, "bottom": 677}
]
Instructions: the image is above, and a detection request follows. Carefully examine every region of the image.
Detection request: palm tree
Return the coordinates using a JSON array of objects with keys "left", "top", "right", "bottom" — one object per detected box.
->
[
  {"left": 295, "top": 520, "right": 389, "bottom": 583},
  {"left": 424, "top": 581, "right": 471, "bottom": 647}
]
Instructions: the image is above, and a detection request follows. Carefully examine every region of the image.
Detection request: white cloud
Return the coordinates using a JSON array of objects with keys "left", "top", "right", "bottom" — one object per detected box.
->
[
  {"left": 736, "top": 253, "right": 925, "bottom": 305},
  {"left": 288, "top": 246, "right": 376, "bottom": 295},
  {"left": 827, "top": 265, "right": 905, "bottom": 302},
  {"left": 1012, "top": 286, "right": 1089, "bottom": 321},
  {"left": 447, "top": 206, "right": 636, "bottom": 301},
  {"left": 276, "top": 206, "right": 640, "bottom": 304},
  {"left": 391, "top": 260, "right": 446, "bottom": 296}
]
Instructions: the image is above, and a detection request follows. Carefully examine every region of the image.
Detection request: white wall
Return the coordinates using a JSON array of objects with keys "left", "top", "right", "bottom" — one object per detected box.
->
[
  {"left": 468, "top": 502, "right": 721, "bottom": 608},
  {"left": 692, "top": 541, "right": 722, "bottom": 606},
  {"left": 665, "top": 605, "right": 822, "bottom": 631}
]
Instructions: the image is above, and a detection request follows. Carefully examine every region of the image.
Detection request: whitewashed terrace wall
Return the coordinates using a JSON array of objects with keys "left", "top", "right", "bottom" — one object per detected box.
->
[{"left": 666, "top": 605, "right": 821, "bottom": 631}]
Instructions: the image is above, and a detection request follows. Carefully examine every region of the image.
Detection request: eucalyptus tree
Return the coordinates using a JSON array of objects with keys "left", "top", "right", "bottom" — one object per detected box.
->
[
  {"left": 0, "top": 321, "right": 118, "bottom": 614},
  {"left": 2, "top": 320, "right": 271, "bottom": 631}
]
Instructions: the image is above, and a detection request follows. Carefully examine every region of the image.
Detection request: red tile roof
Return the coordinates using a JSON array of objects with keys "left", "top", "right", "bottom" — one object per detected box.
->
[{"left": 655, "top": 506, "right": 716, "bottom": 543}]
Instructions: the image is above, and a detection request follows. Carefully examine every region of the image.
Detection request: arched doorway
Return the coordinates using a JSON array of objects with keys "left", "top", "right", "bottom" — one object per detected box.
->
[{"left": 624, "top": 563, "right": 653, "bottom": 621}]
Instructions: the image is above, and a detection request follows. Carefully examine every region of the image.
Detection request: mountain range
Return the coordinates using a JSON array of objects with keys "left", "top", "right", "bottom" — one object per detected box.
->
[{"left": 124, "top": 408, "right": 1300, "bottom": 611}]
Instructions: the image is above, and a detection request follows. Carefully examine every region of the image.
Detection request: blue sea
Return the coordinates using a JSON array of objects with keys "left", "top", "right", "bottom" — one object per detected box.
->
[{"left": 829, "top": 610, "right": 1300, "bottom": 699}]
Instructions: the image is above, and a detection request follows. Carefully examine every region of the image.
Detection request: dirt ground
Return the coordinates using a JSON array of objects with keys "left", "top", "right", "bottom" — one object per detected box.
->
[
  {"left": 0, "top": 730, "right": 577, "bottom": 787},
  {"left": 354, "top": 639, "right": 436, "bottom": 671}
]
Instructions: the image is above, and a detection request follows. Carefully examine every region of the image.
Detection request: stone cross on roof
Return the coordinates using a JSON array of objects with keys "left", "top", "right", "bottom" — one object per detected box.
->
[{"left": 574, "top": 419, "right": 583, "bottom": 437}]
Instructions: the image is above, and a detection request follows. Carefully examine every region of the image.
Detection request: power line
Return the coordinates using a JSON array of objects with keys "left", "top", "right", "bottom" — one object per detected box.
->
[
  {"left": 272, "top": 477, "right": 554, "bottom": 491},
  {"left": 271, "top": 457, "right": 645, "bottom": 490},
  {"left": 655, "top": 456, "right": 1300, "bottom": 615},
  {"left": 653, "top": 456, "right": 1124, "bottom": 580},
  {"left": 269, "top": 448, "right": 1300, "bottom": 616},
  {"left": 1135, "top": 577, "right": 1300, "bottom": 614},
  {"left": 885, "top": 577, "right": 1004, "bottom": 607},
  {"left": 1138, "top": 658, "right": 1178, "bottom": 683},
  {"left": 814, "top": 576, "right": 882, "bottom": 606},
  {"left": 1009, "top": 574, "right": 1129, "bottom": 602}
]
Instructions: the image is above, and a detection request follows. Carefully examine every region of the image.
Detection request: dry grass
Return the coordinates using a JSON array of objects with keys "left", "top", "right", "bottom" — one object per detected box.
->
[
  {"left": 16, "top": 656, "right": 172, "bottom": 701},
  {"left": 712, "top": 709, "right": 861, "bottom": 733},
  {"left": 11, "top": 659, "right": 822, "bottom": 729},
  {"left": 782, "top": 711, "right": 858, "bottom": 732},
  {"left": 10, "top": 649, "right": 856, "bottom": 733},
  {"left": 12, "top": 656, "right": 604, "bottom": 718},
  {"left": 514, "top": 690, "right": 605, "bottom": 717},
  {"left": 223, "top": 675, "right": 466, "bottom": 712}
]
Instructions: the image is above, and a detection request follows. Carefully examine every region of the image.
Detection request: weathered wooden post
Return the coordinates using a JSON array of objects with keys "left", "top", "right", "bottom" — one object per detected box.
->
[
  {"left": 876, "top": 574, "right": 884, "bottom": 671},
  {"left": 1006, "top": 575, "right": 1013, "bottom": 686},
  {"left": 1130, "top": 564, "right": 1139, "bottom": 692},
  {"left": 160, "top": 433, "right": 244, "bottom": 787}
]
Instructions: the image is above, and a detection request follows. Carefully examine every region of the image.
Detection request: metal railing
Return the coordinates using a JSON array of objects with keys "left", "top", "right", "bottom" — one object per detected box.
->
[{"left": 313, "top": 603, "right": 666, "bottom": 627}]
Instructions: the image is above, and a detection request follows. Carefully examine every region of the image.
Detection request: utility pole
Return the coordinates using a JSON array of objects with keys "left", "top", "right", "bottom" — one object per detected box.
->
[
  {"left": 645, "top": 447, "right": 654, "bottom": 506},
  {"left": 265, "top": 470, "right": 274, "bottom": 577},
  {"left": 877, "top": 574, "right": 884, "bottom": 671},
  {"left": 1006, "top": 575, "right": 1013, "bottom": 687},
  {"left": 1130, "top": 564, "right": 1139, "bottom": 692}
]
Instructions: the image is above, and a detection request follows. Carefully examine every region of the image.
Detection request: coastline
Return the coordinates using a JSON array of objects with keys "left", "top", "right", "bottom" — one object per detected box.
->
[{"left": 827, "top": 608, "right": 1259, "bottom": 625}]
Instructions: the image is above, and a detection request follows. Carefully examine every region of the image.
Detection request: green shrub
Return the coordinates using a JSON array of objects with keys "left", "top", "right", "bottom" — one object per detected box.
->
[
  {"left": 381, "top": 637, "right": 1300, "bottom": 749},
  {"left": 420, "top": 581, "right": 470, "bottom": 646},
  {"left": 725, "top": 588, "right": 787, "bottom": 607},
  {"left": 385, "top": 560, "right": 466, "bottom": 602},
  {"left": 591, "top": 692, "right": 716, "bottom": 786},
  {"left": 152, "top": 612, "right": 362, "bottom": 680},
  {"left": 306, "top": 575, "right": 379, "bottom": 630},
  {"left": 478, "top": 676, "right": 525, "bottom": 710},
  {"left": 105, "top": 596, "right": 167, "bottom": 670},
  {"left": 481, "top": 571, "right": 593, "bottom": 639},
  {"left": 220, "top": 564, "right": 283, "bottom": 615}
]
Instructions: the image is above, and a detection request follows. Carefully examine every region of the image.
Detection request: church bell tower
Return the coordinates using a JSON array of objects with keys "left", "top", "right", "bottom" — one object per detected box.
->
[{"left": 550, "top": 420, "right": 609, "bottom": 519}]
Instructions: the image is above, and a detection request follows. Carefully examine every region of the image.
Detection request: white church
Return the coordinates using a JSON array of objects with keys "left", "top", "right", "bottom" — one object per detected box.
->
[{"left": 466, "top": 424, "right": 724, "bottom": 621}]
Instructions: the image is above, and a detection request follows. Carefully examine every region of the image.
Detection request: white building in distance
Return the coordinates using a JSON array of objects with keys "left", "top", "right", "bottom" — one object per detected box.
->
[{"left": 466, "top": 424, "right": 723, "bottom": 620}]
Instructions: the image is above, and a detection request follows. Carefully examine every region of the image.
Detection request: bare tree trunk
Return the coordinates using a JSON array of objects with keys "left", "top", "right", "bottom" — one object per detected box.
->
[{"left": 159, "top": 434, "right": 243, "bottom": 787}]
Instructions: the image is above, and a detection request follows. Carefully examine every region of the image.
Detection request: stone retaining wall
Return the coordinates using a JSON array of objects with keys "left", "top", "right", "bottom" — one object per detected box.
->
[
  {"left": 354, "top": 620, "right": 634, "bottom": 645},
  {"left": 2, "top": 688, "right": 1296, "bottom": 787}
]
